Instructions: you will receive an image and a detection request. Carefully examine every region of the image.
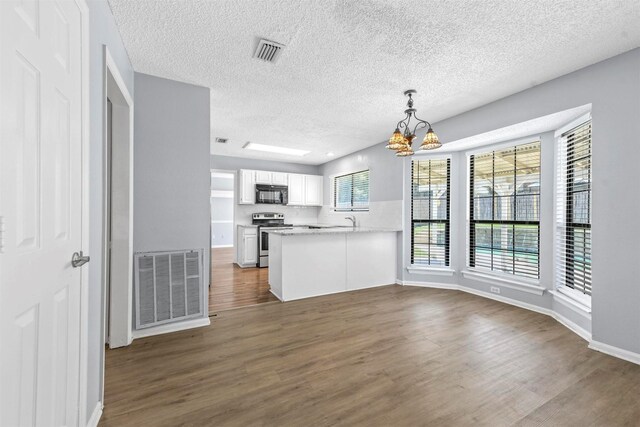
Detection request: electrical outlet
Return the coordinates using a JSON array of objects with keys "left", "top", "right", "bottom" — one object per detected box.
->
[{"left": 490, "top": 286, "right": 500, "bottom": 294}]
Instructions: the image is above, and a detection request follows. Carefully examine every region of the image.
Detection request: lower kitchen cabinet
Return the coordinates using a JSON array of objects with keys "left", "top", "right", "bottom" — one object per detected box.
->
[{"left": 237, "top": 226, "right": 258, "bottom": 267}]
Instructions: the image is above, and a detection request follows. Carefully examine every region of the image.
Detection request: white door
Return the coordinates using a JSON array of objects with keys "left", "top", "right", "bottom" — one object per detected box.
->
[{"left": 1, "top": 1, "right": 85, "bottom": 426}]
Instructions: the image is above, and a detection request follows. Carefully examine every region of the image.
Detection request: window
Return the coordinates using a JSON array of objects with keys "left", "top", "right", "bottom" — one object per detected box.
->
[
  {"left": 556, "top": 121, "right": 592, "bottom": 296},
  {"left": 469, "top": 142, "right": 540, "bottom": 279},
  {"left": 334, "top": 170, "right": 369, "bottom": 211},
  {"left": 411, "top": 159, "right": 450, "bottom": 266}
]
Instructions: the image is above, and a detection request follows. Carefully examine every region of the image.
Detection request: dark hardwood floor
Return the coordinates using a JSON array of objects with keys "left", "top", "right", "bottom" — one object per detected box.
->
[
  {"left": 209, "top": 247, "right": 279, "bottom": 313},
  {"left": 101, "top": 285, "right": 640, "bottom": 426}
]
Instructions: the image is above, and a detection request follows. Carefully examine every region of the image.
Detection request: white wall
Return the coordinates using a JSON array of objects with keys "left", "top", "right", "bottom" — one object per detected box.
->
[
  {"left": 211, "top": 154, "right": 320, "bottom": 175},
  {"left": 211, "top": 174, "right": 234, "bottom": 247},
  {"left": 318, "top": 143, "right": 404, "bottom": 230},
  {"left": 133, "top": 72, "right": 211, "bottom": 322},
  {"left": 86, "top": 0, "right": 134, "bottom": 421}
]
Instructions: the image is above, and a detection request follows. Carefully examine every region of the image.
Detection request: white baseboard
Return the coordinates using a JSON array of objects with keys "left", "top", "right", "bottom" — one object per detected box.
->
[
  {"left": 551, "top": 311, "right": 591, "bottom": 342},
  {"left": 402, "top": 281, "right": 591, "bottom": 343},
  {"left": 132, "top": 317, "right": 211, "bottom": 340},
  {"left": 589, "top": 340, "right": 640, "bottom": 366},
  {"left": 460, "top": 285, "right": 551, "bottom": 317},
  {"left": 87, "top": 401, "right": 103, "bottom": 427},
  {"left": 269, "top": 288, "right": 283, "bottom": 301},
  {"left": 212, "top": 244, "right": 233, "bottom": 248},
  {"left": 401, "top": 281, "right": 459, "bottom": 291}
]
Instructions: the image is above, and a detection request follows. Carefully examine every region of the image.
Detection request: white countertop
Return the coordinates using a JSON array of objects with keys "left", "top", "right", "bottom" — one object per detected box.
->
[{"left": 267, "top": 225, "right": 401, "bottom": 236}]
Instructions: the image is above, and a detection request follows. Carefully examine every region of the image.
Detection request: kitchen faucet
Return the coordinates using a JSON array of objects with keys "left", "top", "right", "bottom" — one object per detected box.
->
[{"left": 345, "top": 215, "right": 356, "bottom": 227}]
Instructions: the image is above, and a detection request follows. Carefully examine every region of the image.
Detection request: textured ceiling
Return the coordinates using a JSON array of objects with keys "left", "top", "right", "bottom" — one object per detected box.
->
[{"left": 108, "top": 0, "right": 640, "bottom": 164}]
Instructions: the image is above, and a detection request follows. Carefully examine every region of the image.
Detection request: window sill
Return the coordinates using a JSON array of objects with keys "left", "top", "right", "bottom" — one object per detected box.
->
[
  {"left": 550, "top": 288, "right": 591, "bottom": 314},
  {"left": 406, "top": 266, "right": 455, "bottom": 277},
  {"left": 461, "top": 269, "right": 545, "bottom": 295}
]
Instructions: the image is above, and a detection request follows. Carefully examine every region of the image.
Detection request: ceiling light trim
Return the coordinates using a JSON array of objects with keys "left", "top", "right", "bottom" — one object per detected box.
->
[{"left": 243, "top": 142, "right": 310, "bottom": 156}]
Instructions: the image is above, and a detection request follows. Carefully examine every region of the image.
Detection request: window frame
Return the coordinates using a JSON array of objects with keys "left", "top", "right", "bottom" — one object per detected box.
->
[
  {"left": 555, "top": 117, "right": 592, "bottom": 299},
  {"left": 467, "top": 140, "right": 542, "bottom": 280},
  {"left": 410, "top": 157, "right": 451, "bottom": 267},
  {"left": 332, "top": 169, "right": 370, "bottom": 212}
]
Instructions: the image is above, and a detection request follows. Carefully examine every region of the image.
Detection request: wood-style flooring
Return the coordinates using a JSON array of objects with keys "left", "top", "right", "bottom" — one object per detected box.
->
[
  {"left": 100, "top": 285, "right": 640, "bottom": 426},
  {"left": 209, "top": 247, "right": 279, "bottom": 312}
]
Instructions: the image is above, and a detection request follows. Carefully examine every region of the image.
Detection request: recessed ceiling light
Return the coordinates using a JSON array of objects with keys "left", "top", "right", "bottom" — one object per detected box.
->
[
  {"left": 327, "top": 152, "right": 335, "bottom": 157},
  {"left": 243, "top": 142, "right": 309, "bottom": 156}
]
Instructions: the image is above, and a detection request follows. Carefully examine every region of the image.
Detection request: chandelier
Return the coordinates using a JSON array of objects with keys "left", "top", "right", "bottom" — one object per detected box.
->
[{"left": 386, "top": 90, "right": 441, "bottom": 156}]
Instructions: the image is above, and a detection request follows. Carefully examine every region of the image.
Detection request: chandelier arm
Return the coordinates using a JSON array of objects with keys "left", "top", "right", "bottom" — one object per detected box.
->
[
  {"left": 396, "top": 112, "right": 410, "bottom": 130},
  {"left": 411, "top": 113, "right": 433, "bottom": 135},
  {"left": 412, "top": 121, "right": 429, "bottom": 135},
  {"left": 412, "top": 113, "right": 432, "bottom": 128}
]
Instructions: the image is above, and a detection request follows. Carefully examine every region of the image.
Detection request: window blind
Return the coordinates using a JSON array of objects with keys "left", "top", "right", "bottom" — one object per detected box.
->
[
  {"left": 334, "top": 170, "right": 369, "bottom": 211},
  {"left": 556, "top": 121, "right": 592, "bottom": 296},
  {"left": 469, "top": 142, "right": 540, "bottom": 279},
  {"left": 411, "top": 159, "right": 450, "bottom": 266}
]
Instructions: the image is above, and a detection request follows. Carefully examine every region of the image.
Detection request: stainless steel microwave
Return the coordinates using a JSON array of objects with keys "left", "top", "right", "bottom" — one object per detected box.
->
[{"left": 255, "top": 184, "right": 288, "bottom": 205}]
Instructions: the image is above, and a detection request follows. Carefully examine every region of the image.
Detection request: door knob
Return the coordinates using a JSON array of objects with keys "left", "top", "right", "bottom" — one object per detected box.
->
[{"left": 71, "top": 251, "right": 90, "bottom": 268}]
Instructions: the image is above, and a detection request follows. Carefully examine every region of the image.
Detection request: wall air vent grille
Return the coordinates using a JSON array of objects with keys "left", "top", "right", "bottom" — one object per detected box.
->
[
  {"left": 254, "top": 39, "right": 285, "bottom": 63},
  {"left": 134, "top": 249, "right": 204, "bottom": 329},
  {"left": 215, "top": 137, "right": 228, "bottom": 144}
]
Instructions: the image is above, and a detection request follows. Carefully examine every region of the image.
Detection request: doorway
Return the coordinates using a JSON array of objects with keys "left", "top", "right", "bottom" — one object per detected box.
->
[
  {"left": 208, "top": 170, "right": 278, "bottom": 312},
  {"left": 101, "top": 47, "right": 134, "bottom": 358}
]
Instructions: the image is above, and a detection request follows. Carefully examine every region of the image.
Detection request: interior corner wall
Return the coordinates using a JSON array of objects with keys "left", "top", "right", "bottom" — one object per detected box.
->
[
  {"left": 86, "top": 0, "right": 135, "bottom": 422},
  {"left": 403, "top": 48, "right": 640, "bottom": 356},
  {"left": 318, "top": 143, "right": 404, "bottom": 230},
  {"left": 133, "top": 73, "right": 211, "bottom": 323}
]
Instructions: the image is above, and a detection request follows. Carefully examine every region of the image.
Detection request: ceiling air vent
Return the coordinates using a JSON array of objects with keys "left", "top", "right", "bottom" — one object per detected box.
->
[
  {"left": 253, "top": 39, "right": 285, "bottom": 63},
  {"left": 215, "top": 137, "right": 228, "bottom": 144}
]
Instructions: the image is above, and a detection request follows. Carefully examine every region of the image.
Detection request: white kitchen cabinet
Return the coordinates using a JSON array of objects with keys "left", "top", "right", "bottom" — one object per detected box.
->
[
  {"left": 271, "top": 172, "right": 288, "bottom": 185},
  {"left": 304, "top": 175, "right": 323, "bottom": 206},
  {"left": 287, "top": 173, "right": 305, "bottom": 205},
  {"left": 287, "top": 173, "right": 323, "bottom": 206},
  {"left": 239, "top": 170, "right": 256, "bottom": 204},
  {"left": 237, "top": 226, "right": 258, "bottom": 267},
  {"left": 255, "top": 170, "right": 272, "bottom": 184},
  {"left": 255, "top": 170, "right": 288, "bottom": 185}
]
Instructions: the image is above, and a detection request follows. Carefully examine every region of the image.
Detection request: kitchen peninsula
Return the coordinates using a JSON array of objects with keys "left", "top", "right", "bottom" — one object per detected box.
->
[{"left": 267, "top": 226, "right": 399, "bottom": 301}]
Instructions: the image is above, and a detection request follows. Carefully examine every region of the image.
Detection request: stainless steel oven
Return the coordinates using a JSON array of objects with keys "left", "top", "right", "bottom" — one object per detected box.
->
[
  {"left": 255, "top": 184, "right": 288, "bottom": 205},
  {"left": 253, "top": 213, "right": 292, "bottom": 267}
]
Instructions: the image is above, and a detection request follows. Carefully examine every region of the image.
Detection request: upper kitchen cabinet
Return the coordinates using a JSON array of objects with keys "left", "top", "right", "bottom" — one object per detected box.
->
[
  {"left": 255, "top": 170, "right": 288, "bottom": 185},
  {"left": 239, "top": 169, "right": 256, "bottom": 204},
  {"left": 288, "top": 174, "right": 323, "bottom": 207},
  {"left": 255, "top": 170, "right": 272, "bottom": 184},
  {"left": 240, "top": 169, "right": 322, "bottom": 206},
  {"left": 271, "top": 172, "right": 288, "bottom": 185},
  {"left": 304, "top": 175, "right": 323, "bottom": 206},
  {"left": 287, "top": 174, "right": 305, "bottom": 205}
]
